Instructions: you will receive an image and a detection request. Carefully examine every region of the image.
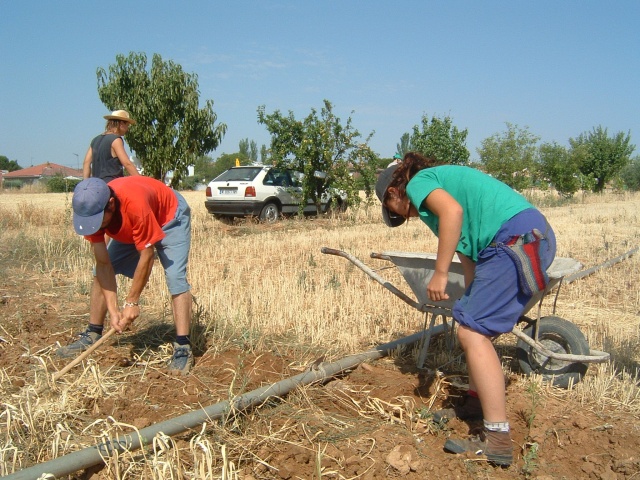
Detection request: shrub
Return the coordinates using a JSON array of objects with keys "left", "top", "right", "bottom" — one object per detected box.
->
[
  {"left": 47, "top": 175, "right": 80, "bottom": 193},
  {"left": 2, "top": 179, "right": 24, "bottom": 189},
  {"left": 177, "top": 176, "right": 198, "bottom": 191},
  {"left": 620, "top": 157, "right": 640, "bottom": 191}
]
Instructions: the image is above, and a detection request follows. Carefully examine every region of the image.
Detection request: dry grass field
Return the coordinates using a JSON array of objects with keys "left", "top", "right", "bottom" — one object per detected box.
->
[{"left": 0, "top": 187, "right": 639, "bottom": 479}]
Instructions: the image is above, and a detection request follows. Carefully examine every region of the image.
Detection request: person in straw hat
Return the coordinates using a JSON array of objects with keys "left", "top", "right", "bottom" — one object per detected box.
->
[{"left": 82, "top": 110, "right": 140, "bottom": 183}]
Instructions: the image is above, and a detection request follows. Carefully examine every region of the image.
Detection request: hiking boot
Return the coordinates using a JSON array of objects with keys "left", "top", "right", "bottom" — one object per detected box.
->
[
  {"left": 56, "top": 329, "right": 102, "bottom": 358},
  {"left": 432, "top": 394, "right": 483, "bottom": 423},
  {"left": 444, "top": 429, "right": 513, "bottom": 466},
  {"left": 167, "top": 343, "right": 193, "bottom": 375}
]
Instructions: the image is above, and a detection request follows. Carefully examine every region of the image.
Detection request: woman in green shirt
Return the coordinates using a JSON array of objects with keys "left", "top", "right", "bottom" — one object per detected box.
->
[{"left": 376, "top": 152, "right": 556, "bottom": 466}]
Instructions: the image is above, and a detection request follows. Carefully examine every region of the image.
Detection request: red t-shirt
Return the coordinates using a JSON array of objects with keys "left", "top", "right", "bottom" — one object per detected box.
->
[{"left": 85, "top": 176, "right": 178, "bottom": 250}]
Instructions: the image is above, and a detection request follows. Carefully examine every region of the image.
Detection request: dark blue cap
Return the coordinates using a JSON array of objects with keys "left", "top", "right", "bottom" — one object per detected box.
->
[{"left": 72, "top": 178, "right": 110, "bottom": 235}]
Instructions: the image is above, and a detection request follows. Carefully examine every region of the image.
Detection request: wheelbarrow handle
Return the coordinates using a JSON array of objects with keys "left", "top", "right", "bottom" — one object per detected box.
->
[{"left": 321, "top": 247, "right": 445, "bottom": 314}]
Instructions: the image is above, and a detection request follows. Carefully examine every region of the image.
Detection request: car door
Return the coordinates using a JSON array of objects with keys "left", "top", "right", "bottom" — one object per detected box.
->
[
  {"left": 264, "top": 169, "right": 298, "bottom": 214},
  {"left": 288, "top": 170, "right": 318, "bottom": 214}
]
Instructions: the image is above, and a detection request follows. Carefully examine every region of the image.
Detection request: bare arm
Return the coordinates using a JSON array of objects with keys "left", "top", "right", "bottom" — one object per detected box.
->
[
  {"left": 82, "top": 146, "right": 92, "bottom": 178},
  {"left": 111, "top": 137, "right": 140, "bottom": 176},
  {"left": 423, "top": 188, "right": 463, "bottom": 302},
  {"left": 114, "top": 246, "right": 155, "bottom": 332}
]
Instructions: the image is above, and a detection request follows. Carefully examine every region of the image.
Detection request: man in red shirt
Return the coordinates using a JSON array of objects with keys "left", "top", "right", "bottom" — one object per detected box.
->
[{"left": 57, "top": 176, "right": 194, "bottom": 375}]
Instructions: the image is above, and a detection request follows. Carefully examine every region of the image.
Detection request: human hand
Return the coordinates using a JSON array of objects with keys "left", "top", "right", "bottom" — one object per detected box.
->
[
  {"left": 111, "top": 305, "right": 139, "bottom": 333},
  {"left": 427, "top": 271, "right": 450, "bottom": 302},
  {"left": 109, "top": 311, "right": 126, "bottom": 334},
  {"left": 120, "top": 304, "right": 140, "bottom": 330}
]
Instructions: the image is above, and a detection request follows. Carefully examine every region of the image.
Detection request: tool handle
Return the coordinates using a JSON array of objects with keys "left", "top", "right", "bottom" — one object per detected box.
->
[{"left": 53, "top": 328, "right": 117, "bottom": 381}]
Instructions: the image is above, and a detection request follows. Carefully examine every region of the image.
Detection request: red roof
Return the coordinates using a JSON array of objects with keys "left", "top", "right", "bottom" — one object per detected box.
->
[{"left": 3, "top": 163, "right": 82, "bottom": 179}]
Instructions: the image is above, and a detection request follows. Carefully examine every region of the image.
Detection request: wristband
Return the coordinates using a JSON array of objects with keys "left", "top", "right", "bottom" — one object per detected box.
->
[{"left": 123, "top": 302, "right": 139, "bottom": 308}]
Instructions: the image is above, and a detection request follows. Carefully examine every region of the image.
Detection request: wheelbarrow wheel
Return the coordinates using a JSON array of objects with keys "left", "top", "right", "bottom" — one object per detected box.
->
[{"left": 516, "top": 316, "right": 589, "bottom": 388}]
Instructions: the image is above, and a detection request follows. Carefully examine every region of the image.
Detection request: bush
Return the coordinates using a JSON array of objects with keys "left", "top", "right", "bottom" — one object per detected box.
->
[
  {"left": 2, "top": 179, "right": 24, "bottom": 189},
  {"left": 620, "top": 157, "right": 640, "bottom": 191},
  {"left": 47, "top": 176, "right": 81, "bottom": 193},
  {"left": 177, "top": 176, "right": 198, "bottom": 191}
]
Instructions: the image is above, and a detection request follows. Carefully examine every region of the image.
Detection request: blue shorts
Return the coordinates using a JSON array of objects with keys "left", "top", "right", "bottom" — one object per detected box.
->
[
  {"left": 102, "top": 190, "right": 192, "bottom": 295},
  {"left": 452, "top": 209, "right": 556, "bottom": 337}
]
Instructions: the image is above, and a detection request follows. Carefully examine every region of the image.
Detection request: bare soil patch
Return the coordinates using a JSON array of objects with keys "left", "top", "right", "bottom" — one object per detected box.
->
[{"left": 2, "top": 257, "right": 639, "bottom": 479}]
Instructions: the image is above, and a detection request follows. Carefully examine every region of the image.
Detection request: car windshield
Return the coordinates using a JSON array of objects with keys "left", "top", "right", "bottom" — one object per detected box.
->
[{"left": 214, "top": 167, "right": 263, "bottom": 182}]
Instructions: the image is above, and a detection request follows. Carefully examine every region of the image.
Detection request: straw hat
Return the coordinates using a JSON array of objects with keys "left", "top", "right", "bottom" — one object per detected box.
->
[{"left": 103, "top": 110, "right": 136, "bottom": 125}]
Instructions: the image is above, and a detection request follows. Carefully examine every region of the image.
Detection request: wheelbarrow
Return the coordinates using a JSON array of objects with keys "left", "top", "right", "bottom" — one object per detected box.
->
[{"left": 321, "top": 247, "right": 610, "bottom": 388}]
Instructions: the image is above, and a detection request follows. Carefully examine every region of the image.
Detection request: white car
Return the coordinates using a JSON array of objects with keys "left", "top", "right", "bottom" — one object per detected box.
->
[{"left": 204, "top": 166, "right": 347, "bottom": 223}]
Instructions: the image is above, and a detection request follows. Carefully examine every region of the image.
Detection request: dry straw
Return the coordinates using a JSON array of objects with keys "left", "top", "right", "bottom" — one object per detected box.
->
[{"left": 0, "top": 188, "right": 638, "bottom": 478}]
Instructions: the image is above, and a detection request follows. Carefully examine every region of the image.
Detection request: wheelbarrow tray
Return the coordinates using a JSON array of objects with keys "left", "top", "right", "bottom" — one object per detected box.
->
[
  {"left": 373, "top": 251, "right": 582, "bottom": 316},
  {"left": 321, "top": 247, "right": 609, "bottom": 371}
]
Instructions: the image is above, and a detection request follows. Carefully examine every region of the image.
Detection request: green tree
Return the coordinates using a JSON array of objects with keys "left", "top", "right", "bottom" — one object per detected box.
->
[
  {"left": 569, "top": 126, "right": 635, "bottom": 193},
  {"left": 239, "top": 139, "right": 250, "bottom": 158},
  {"left": 0, "top": 155, "right": 22, "bottom": 172},
  {"left": 193, "top": 155, "right": 217, "bottom": 182},
  {"left": 210, "top": 153, "right": 251, "bottom": 180},
  {"left": 538, "top": 142, "right": 581, "bottom": 197},
  {"left": 250, "top": 140, "right": 259, "bottom": 163},
  {"left": 620, "top": 155, "right": 640, "bottom": 191},
  {"left": 396, "top": 133, "right": 413, "bottom": 157},
  {"left": 257, "top": 99, "right": 376, "bottom": 213},
  {"left": 239, "top": 138, "right": 259, "bottom": 163},
  {"left": 409, "top": 114, "right": 470, "bottom": 165},
  {"left": 97, "top": 52, "right": 227, "bottom": 187},
  {"left": 478, "top": 123, "right": 540, "bottom": 191},
  {"left": 372, "top": 157, "right": 392, "bottom": 170}
]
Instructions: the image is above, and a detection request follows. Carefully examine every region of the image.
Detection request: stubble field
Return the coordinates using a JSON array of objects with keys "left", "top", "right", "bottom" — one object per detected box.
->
[{"left": 0, "top": 188, "right": 639, "bottom": 479}]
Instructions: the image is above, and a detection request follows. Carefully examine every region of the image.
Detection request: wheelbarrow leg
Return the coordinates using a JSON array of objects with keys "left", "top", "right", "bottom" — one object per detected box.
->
[{"left": 416, "top": 313, "right": 453, "bottom": 369}]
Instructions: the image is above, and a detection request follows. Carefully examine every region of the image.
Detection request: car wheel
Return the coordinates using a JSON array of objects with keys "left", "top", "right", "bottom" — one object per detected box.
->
[{"left": 259, "top": 202, "right": 280, "bottom": 223}]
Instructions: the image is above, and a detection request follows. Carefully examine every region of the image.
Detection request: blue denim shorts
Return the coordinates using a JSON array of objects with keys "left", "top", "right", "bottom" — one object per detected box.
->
[
  {"left": 452, "top": 209, "right": 556, "bottom": 337},
  {"left": 103, "top": 190, "right": 192, "bottom": 295}
]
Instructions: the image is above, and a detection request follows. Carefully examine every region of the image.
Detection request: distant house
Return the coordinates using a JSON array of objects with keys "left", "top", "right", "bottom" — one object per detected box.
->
[{"left": 3, "top": 163, "right": 82, "bottom": 185}]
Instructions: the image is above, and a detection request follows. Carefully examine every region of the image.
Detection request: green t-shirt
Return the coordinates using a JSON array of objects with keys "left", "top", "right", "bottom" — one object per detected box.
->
[{"left": 406, "top": 166, "right": 534, "bottom": 261}]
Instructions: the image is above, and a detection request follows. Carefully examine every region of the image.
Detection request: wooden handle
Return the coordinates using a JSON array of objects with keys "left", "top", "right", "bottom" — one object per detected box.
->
[{"left": 53, "top": 328, "right": 117, "bottom": 381}]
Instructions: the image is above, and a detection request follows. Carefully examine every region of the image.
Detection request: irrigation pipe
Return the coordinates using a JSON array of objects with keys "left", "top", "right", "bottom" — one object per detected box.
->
[{"left": 3, "top": 324, "right": 449, "bottom": 480}]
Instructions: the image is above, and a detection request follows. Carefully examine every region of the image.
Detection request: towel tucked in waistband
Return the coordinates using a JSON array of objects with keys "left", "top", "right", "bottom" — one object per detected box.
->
[{"left": 499, "top": 228, "right": 549, "bottom": 297}]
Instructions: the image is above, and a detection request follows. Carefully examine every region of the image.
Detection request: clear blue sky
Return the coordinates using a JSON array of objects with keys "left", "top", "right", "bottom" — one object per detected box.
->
[{"left": 1, "top": 1, "right": 638, "bottom": 170}]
